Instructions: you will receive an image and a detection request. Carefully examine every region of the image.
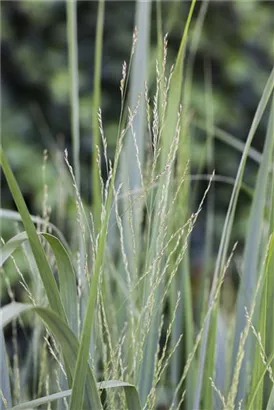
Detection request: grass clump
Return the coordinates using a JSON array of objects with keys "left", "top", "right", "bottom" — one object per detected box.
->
[{"left": 1, "top": 1, "right": 274, "bottom": 409}]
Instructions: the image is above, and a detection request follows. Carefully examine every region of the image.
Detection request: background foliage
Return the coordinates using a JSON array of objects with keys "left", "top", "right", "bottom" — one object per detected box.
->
[{"left": 2, "top": 1, "right": 273, "bottom": 221}]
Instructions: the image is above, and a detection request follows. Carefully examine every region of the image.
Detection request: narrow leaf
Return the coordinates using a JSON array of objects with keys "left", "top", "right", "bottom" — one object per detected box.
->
[
  {"left": 0, "top": 148, "right": 66, "bottom": 322},
  {"left": 0, "top": 302, "right": 102, "bottom": 409},
  {"left": 0, "top": 329, "right": 12, "bottom": 410},
  {"left": 42, "top": 233, "right": 78, "bottom": 335},
  {"left": 8, "top": 381, "right": 141, "bottom": 410},
  {"left": 194, "top": 67, "right": 274, "bottom": 408},
  {"left": 0, "top": 231, "right": 78, "bottom": 334},
  {"left": 232, "top": 97, "right": 274, "bottom": 405}
]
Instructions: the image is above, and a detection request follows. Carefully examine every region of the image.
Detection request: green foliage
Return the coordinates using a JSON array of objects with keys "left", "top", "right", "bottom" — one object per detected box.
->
[{"left": 1, "top": 1, "right": 274, "bottom": 410}]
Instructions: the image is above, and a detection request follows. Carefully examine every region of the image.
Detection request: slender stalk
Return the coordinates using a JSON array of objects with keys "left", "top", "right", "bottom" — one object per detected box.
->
[
  {"left": 92, "top": 0, "right": 105, "bottom": 231},
  {"left": 66, "top": 0, "right": 80, "bottom": 188}
]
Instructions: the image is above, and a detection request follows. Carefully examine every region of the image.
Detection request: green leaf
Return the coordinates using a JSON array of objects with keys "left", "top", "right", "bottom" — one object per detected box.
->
[
  {"left": 66, "top": 0, "right": 80, "bottom": 187},
  {"left": 0, "top": 147, "right": 66, "bottom": 322},
  {"left": 0, "top": 208, "right": 69, "bottom": 248},
  {"left": 0, "top": 302, "right": 102, "bottom": 409},
  {"left": 249, "top": 233, "right": 274, "bottom": 409},
  {"left": 119, "top": 0, "right": 152, "bottom": 280},
  {"left": 246, "top": 344, "right": 274, "bottom": 410},
  {"left": 161, "top": 0, "right": 197, "bottom": 166},
  {"left": 137, "top": 2, "right": 197, "bottom": 406},
  {"left": 194, "top": 66, "right": 274, "bottom": 409},
  {"left": 0, "top": 231, "right": 78, "bottom": 335},
  {"left": 42, "top": 233, "right": 78, "bottom": 335},
  {"left": 0, "top": 329, "right": 12, "bottom": 410},
  {"left": 0, "top": 302, "right": 31, "bottom": 329},
  {"left": 232, "top": 97, "right": 274, "bottom": 405},
  {"left": 8, "top": 381, "right": 141, "bottom": 410},
  {"left": 266, "top": 383, "right": 274, "bottom": 410},
  {"left": 1, "top": 302, "right": 141, "bottom": 410},
  {"left": 9, "top": 390, "right": 72, "bottom": 410},
  {"left": 91, "top": 0, "right": 105, "bottom": 230},
  {"left": 34, "top": 307, "right": 102, "bottom": 409},
  {"left": 0, "top": 231, "right": 29, "bottom": 267}
]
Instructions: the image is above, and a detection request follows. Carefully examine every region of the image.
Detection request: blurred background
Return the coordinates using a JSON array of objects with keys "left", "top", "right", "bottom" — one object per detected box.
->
[{"left": 1, "top": 0, "right": 273, "bottom": 296}]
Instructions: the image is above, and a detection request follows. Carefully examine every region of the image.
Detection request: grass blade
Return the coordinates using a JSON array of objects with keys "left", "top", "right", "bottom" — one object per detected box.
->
[
  {"left": 246, "top": 348, "right": 274, "bottom": 410},
  {"left": 0, "top": 209, "right": 69, "bottom": 247},
  {"left": 0, "top": 231, "right": 30, "bottom": 267},
  {"left": 92, "top": 0, "right": 105, "bottom": 230},
  {"left": 249, "top": 232, "right": 274, "bottom": 409},
  {"left": 232, "top": 97, "right": 274, "bottom": 405},
  {"left": 0, "top": 147, "right": 66, "bottom": 322},
  {"left": 42, "top": 233, "right": 78, "bottom": 335},
  {"left": 67, "top": 81, "right": 128, "bottom": 410},
  {"left": 266, "top": 384, "right": 274, "bottom": 410},
  {"left": 161, "top": 0, "right": 196, "bottom": 166},
  {"left": 33, "top": 306, "right": 102, "bottom": 409},
  {"left": 9, "top": 390, "right": 72, "bottom": 410},
  {"left": 1, "top": 303, "right": 102, "bottom": 409},
  {"left": 8, "top": 381, "right": 141, "bottom": 410},
  {"left": 66, "top": 0, "right": 80, "bottom": 187},
  {"left": 0, "top": 231, "right": 78, "bottom": 335},
  {"left": 194, "top": 66, "right": 274, "bottom": 409},
  {"left": 1, "top": 302, "right": 141, "bottom": 410},
  {"left": 0, "top": 329, "right": 12, "bottom": 410},
  {"left": 137, "top": 2, "right": 197, "bottom": 406},
  {"left": 120, "top": 0, "right": 151, "bottom": 276}
]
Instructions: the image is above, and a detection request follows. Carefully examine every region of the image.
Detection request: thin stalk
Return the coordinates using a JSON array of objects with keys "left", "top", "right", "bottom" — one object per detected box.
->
[
  {"left": 66, "top": 0, "right": 80, "bottom": 188},
  {"left": 92, "top": 0, "right": 105, "bottom": 231}
]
